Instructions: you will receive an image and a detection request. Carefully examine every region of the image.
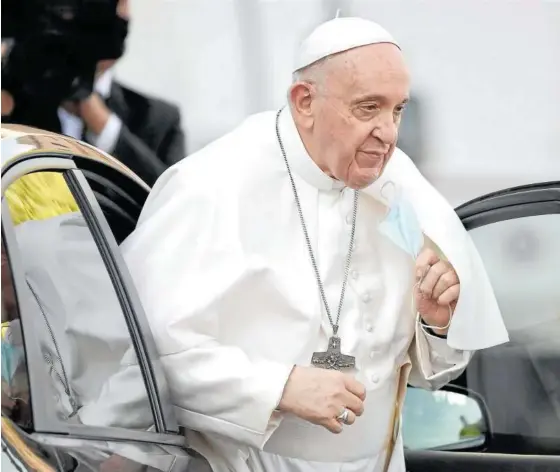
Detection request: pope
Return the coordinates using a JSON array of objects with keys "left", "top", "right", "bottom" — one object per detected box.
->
[{"left": 119, "top": 16, "right": 509, "bottom": 472}]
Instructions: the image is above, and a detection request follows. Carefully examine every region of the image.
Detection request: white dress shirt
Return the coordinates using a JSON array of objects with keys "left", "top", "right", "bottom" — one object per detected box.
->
[{"left": 58, "top": 69, "right": 122, "bottom": 153}]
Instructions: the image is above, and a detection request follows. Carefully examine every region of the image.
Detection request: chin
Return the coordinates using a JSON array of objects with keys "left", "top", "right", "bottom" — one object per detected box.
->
[
  {"left": 346, "top": 179, "right": 374, "bottom": 190},
  {"left": 347, "top": 171, "right": 381, "bottom": 190}
]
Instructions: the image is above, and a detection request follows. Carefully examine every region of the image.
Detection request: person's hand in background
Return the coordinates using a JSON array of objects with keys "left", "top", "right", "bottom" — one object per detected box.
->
[
  {"left": 2, "top": 42, "right": 15, "bottom": 116},
  {"left": 77, "top": 93, "right": 111, "bottom": 135}
]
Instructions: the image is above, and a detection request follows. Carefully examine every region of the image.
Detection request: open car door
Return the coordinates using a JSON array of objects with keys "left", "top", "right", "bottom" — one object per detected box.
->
[
  {"left": 1, "top": 125, "right": 201, "bottom": 471},
  {"left": 404, "top": 181, "right": 560, "bottom": 471}
]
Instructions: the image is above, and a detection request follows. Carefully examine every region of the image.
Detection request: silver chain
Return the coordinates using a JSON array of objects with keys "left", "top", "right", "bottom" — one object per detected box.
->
[{"left": 275, "top": 108, "right": 358, "bottom": 336}]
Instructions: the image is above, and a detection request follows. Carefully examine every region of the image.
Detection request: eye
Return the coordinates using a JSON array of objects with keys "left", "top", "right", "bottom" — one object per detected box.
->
[
  {"left": 394, "top": 105, "right": 406, "bottom": 115},
  {"left": 360, "top": 103, "right": 380, "bottom": 113},
  {"left": 353, "top": 103, "right": 380, "bottom": 120}
]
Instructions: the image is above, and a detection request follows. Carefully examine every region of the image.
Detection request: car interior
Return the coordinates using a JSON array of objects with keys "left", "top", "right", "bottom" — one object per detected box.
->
[{"left": 73, "top": 157, "right": 149, "bottom": 243}]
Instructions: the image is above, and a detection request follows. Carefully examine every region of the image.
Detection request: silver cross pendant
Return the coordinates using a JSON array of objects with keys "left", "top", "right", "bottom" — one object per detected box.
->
[{"left": 311, "top": 336, "right": 355, "bottom": 371}]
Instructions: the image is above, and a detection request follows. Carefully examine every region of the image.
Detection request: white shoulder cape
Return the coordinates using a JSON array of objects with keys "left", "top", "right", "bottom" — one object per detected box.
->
[{"left": 364, "top": 148, "right": 509, "bottom": 350}]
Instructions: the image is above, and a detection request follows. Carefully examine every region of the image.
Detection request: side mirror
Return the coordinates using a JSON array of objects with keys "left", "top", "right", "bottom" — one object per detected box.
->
[{"left": 402, "top": 386, "right": 491, "bottom": 451}]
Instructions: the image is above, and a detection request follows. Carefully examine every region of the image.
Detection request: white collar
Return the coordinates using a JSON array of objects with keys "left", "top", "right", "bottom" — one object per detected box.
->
[
  {"left": 277, "top": 107, "right": 345, "bottom": 191},
  {"left": 95, "top": 68, "right": 114, "bottom": 99}
]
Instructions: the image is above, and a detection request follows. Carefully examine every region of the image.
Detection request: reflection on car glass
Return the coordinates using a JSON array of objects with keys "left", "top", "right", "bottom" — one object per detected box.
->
[
  {"left": 1, "top": 239, "right": 32, "bottom": 430},
  {"left": 30, "top": 435, "right": 193, "bottom": 472},
  {"left": 466, "top": 214, "right": 560, "bottom": 445},
  {"left": 2, "top": 171, "right": 152, "bottom": 430},
  {"left": 402, "top": 388, "right": 485, "bottom": 450}
]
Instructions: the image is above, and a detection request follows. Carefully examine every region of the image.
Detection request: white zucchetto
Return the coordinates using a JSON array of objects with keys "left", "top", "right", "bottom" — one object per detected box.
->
[{"left": 293, "top": 17, "right": 400, "bottom": 73}]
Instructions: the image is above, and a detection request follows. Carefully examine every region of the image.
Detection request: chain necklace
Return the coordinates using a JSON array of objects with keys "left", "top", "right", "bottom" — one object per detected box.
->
[{"left": 275, "top": 108, "right": 358, "bottom": 370}]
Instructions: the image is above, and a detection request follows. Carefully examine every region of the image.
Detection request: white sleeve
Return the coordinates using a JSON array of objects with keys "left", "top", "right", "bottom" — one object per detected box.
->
[
  {"left": 86, "top": 113, "right": 122, "bottom": 154},
  {"left": 120, "top": 167, "right": 293, "bottom": 449},
  {"left": 408, "top": 316, "right": 473, "bottom": 390}
]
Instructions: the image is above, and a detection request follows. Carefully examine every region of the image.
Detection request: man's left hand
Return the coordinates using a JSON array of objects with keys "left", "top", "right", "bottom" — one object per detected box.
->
[{"left": 414, "top": 247, "right": 460, "bottom": 335}]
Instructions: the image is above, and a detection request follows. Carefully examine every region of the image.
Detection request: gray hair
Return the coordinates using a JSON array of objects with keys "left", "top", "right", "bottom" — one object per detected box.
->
[{"left": 291, "top": 55, "right": 334, "bottom": 88}]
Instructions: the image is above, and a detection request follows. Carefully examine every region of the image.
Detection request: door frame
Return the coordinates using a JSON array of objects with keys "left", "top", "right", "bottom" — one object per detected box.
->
[{"left": 456, "top": 181, "right": 560, "bottom": 230}]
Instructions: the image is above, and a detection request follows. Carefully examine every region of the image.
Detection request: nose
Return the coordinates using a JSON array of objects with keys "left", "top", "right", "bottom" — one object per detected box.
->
[{"left": 371, "top": 113, "right": 398, "bottom": 147}]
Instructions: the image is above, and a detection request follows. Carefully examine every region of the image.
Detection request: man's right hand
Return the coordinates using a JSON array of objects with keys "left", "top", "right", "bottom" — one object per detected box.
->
[{"left": 277, "top": 366, "right": 366, "bottom": 434}]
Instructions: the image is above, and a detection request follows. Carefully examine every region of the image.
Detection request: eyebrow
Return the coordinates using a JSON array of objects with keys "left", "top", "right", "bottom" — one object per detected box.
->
[{"left": 351, "top": 95, "right": 410, "bottom": 105}]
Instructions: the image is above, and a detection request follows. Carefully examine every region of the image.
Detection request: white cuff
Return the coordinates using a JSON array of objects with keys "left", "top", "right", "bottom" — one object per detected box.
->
[
  {"left": 412, "top": 316, "right": 470, "bottom": 389},
  {"left": 86, "top": 113, "right": 122, "bottom": 154},
  {"left": 421, "top": 326, "right": 465, "bottom": 370}
]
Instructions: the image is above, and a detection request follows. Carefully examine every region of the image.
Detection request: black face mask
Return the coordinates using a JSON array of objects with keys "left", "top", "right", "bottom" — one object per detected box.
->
[
  {"left": 99, "top": 17, "right": 129, "bottom": 60},
  {"left": 111, "top": 17, "right": 129, "bottom": 59}
]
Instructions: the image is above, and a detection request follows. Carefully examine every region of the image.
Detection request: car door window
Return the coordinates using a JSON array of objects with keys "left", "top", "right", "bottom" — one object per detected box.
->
[
  {"left": 1, "top": 171, "right": 156, "bottom": 434},
  {"left": 402, "top": 185, "right": 560, "bottom": 455},
  {"left": 464, "top": 212, "right": 560, "bottom": 452}
]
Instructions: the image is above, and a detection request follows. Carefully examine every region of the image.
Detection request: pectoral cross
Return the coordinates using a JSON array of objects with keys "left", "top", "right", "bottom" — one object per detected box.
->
[{"left": 311, "top": 336, "right": 355, "bottom": 370}]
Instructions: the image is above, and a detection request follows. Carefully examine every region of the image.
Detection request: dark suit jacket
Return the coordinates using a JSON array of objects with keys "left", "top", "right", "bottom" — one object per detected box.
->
[
  {"left": 105, "top": 81, "right": 186, "bottom": 187},
  {"left": 4, "top": 82, "right": 186, "bottom": 187}
]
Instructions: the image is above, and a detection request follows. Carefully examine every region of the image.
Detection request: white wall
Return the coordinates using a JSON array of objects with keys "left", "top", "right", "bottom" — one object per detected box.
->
[{"left": 116, "top": 0, "right": 560, "bottom": 205}]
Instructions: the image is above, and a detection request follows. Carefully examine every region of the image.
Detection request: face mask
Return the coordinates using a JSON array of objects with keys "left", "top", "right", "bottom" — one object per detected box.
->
[
  {"left": 1, "top": 330, "right": 25, "bottom": 386},
  {"left": 377, "top": 183, "right": 424, "bottom": 258},
  {"left": 112, "top": 18, "right": 130, "bottom": 58}
]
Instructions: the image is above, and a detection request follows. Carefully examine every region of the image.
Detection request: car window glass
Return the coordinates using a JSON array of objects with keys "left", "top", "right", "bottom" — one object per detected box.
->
[
  {"left": 1, "top": 239, "right": 32, "bottom": 430},
  {"left": 465, "top": 213, "right": 560, "bottom": 449},
  {"left": 401, "top": 212, "right": 560, "bottom": 453},
  {"left": 2, "top": 171, "right": 155, "bottom": 432}
]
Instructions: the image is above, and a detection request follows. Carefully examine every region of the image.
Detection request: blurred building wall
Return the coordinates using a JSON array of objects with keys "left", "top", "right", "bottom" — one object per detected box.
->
[{"left": 115, "top": 0, "right": 560, "bottom": 205}]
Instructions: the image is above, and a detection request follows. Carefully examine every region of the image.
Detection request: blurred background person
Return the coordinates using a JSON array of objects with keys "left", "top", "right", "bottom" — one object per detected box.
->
[{"left": 1, "top": 0, "right": 186, "bottom": 187}]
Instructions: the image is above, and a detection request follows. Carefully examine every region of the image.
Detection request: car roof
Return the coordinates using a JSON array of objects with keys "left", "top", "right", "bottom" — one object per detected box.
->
[{"left": 1, "top": 124, "right": 149, "bottom": 191}]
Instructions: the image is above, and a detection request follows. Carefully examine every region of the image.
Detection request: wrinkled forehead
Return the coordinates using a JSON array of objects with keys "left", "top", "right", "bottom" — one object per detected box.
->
[{"left": 326, "top": 43, "right": 410, "bottom": 100}]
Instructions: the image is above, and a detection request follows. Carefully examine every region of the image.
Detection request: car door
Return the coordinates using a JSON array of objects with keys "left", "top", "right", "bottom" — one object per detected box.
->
[
  {"left": 403, "top": 181, "right": 560, "bottom": 471},
  {"left": 0, "top": 133, "right": 202, "bottom": 470}
]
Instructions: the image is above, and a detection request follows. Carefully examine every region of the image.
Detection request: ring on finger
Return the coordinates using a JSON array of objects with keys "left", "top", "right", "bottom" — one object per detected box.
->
[{"left": 336, "top": 408, "right": 350, "bottom": 424}]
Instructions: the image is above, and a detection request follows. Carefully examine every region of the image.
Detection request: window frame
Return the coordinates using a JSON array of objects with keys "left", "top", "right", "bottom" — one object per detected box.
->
[
  {"left": 1, "top": 156, "right": 182, "bottom": 446},
  {"left": 456, "top": 181, "right": 560, "bottom": 230}
]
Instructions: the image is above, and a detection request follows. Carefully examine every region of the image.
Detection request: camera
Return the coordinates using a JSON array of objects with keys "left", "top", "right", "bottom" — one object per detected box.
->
[{"left": 2, "top": 0, "right": 128, "bottom": 115}]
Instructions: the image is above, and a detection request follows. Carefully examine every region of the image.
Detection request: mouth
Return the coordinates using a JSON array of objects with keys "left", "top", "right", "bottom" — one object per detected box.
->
[
  {"left": 357, "top": 151, "right": 388, "bottom": 174},
  {"left": 360, "top": 150, "right": 387, "bottom": 158}
]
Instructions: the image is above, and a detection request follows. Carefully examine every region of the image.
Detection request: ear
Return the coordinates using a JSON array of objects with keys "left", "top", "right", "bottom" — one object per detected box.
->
[{"left": 288, "top": 82, "right": 317, "bottom": 129}]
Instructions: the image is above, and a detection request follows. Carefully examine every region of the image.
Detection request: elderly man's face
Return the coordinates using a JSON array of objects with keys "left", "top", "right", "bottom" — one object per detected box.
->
[{"left": 309, "top": 43, "right": 410, "bottom": 189}]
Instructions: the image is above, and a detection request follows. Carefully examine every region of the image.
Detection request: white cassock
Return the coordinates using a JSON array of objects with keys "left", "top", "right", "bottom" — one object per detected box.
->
[{"left": 120, "top": 106, "right": 508, "bottom": 472}]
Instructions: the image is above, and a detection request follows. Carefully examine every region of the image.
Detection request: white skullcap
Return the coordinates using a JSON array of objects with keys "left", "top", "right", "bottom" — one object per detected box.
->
[{"left": 293, "top": 17, "right": 400, "bottom": 73}]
